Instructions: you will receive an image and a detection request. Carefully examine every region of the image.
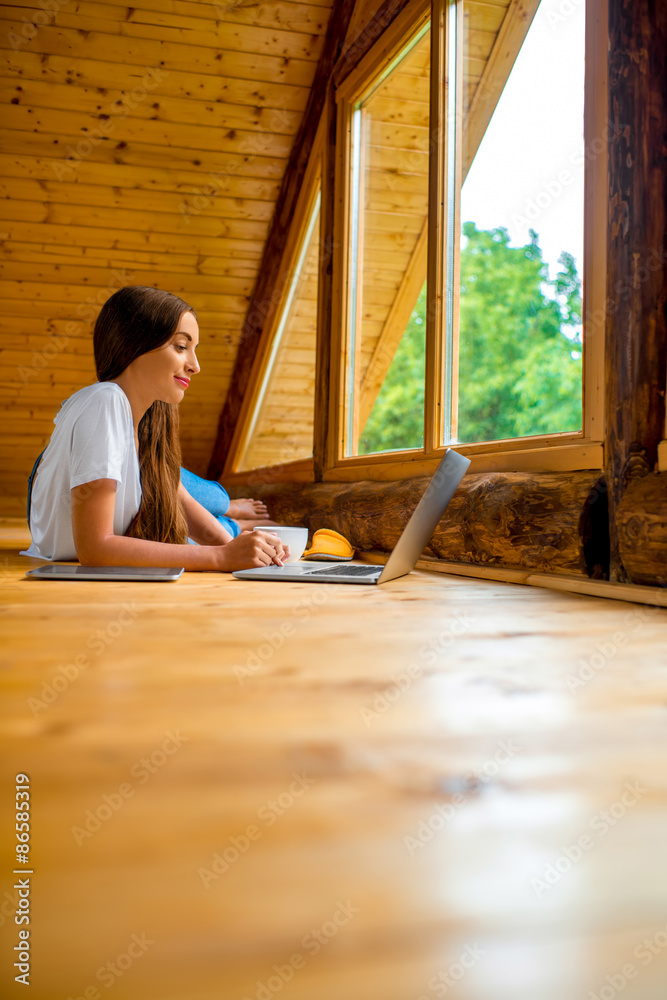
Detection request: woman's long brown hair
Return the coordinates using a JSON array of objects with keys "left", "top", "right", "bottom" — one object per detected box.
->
[{"left": 93, "top": 286, "right": 196, "bottom": 545}]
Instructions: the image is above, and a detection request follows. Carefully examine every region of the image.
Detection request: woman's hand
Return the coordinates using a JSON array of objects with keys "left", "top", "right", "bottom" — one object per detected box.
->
[{"left": 214, "top": 529, "right": 289, "bottom": 571}]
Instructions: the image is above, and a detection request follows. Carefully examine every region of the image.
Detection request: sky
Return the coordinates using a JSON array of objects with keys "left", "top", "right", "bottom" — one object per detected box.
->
[{"left": 460, "top": 0, "right": 586, "bottom": 281}]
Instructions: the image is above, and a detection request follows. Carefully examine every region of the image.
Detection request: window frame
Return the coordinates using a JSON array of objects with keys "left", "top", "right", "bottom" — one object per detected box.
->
[{"left": 326, "top": 0, "right": 607, "bottom": 481}]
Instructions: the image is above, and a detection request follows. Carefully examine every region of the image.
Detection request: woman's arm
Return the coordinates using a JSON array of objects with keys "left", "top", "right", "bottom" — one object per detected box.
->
[
  {"left": 71, "top": 479, "right": 286, "bottom": 571},
  {"left": 178, "top": 482, "right": 233, "bottom": 545}
]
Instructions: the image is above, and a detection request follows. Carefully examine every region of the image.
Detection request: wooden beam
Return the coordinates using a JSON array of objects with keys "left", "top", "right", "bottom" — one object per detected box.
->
[
  {"left": 207, "top": 0, "right": 357, "bottom": 481},
  {"left": 313, "top": 88, "right": 338, "bottom": 479},
  {"left": 332, "top": 0, "right": 419, "bottom": 87},
  {"left": 605, "top": 0, "right": 667, "bottom": 580},
  {"left": 226, "top": 469, "right": 606, "bottom": 576}
]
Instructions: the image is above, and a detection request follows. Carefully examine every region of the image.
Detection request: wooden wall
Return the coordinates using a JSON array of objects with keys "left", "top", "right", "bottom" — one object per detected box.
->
[
  {"left": 0, "top": 0, "right": 333, "bottom": 515},
  {"left": 605, "top": 0, "right": 667, "bottom": 583}
]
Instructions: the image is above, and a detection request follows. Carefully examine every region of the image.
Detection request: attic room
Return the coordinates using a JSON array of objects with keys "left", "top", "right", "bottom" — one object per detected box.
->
[{"left": 1, "top": 0, "right": 666, "bottom": 997}]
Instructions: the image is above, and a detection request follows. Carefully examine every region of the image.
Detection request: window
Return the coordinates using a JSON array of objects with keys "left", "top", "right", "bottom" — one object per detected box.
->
[
  {"left": 452, "top": 0, "right": 585, "bottom": 446},
  {"left": 343, "top": 21, "right": 431, "bottom": 458},
  {"left": 332, "top": 0, "right": 604, "bottom": 473},
  {"left": 227, "top": 0, "right": 605, "bottom": 481}
]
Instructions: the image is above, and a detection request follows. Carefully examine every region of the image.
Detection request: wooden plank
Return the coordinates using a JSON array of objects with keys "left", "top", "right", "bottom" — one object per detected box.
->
[
  {"left": 0, "top": 8, "right": 325, "bottom": 63},
  {"left": 465, "top": 0, "right": 508, "bottom": 34},
  {"left": 0, "top": 22, "right": 318, "bottom": 87},
  {"left": 0, "top": 128, "right": 287, "bottom": 180},
  {"left": 0, "top": 177, "right": 277, "bottom": 225},
  {"left": 2, "top": 104, "right": 295, "bottom": 160},
  {"left": 0, "top": 349, "right": 97, "bottom": 372},
  {"left": 0, "top": 242, "right": 261, "bottom": 277},
  {"left": 0, "top": 282, "right": 249, "bottom": 314},
  {"left": 373, "top": 71, "right": 432, "bottom": 103},
  {"left": 364, "top": 212, "right": 424, "bottom": 237},
  {"left": 0, "top": 50, "right": 311, "bottom": 113},
  {"left": 70, "top": 0, "right": 332, "bottom": 36},
  {"left": 0, "top": 0, "right": 333, "bottom": 34},
  {"left": 410, "top": 555, "right": 667, "bottom": 607},
  {"left": 364, "top": 96, "right": 430, "bottom": 128},
  {"left": 368, "top": 120, "right": 430, "bottom": 151},
  {"left": 0, "top": 79, "right": 302, "bottom": 136},
  {"left": 366, "top": 188, "right": 429, "bottom": 214},
  {"left": 369, "top": 147, "right": 428, "bottom": 174},
  {"left": 0, "top": 221, "right": 265, "bottom": 258}
]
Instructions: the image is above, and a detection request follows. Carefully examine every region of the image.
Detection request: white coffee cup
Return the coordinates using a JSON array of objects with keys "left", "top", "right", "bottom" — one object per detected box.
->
[{"left": 253, "top": 526, "right": 308, "bottom": 563}]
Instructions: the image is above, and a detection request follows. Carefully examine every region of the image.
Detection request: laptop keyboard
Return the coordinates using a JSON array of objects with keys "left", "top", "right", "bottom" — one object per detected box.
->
[{"left": 306, "top": 565, "right": 381, "bottom": 578}]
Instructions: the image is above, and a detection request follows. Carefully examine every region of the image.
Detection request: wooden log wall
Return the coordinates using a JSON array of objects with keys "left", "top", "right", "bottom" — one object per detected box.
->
[
  {"left": 605, "top": 0, "right": 667, "bottom": 582},
  {"left": 0, "top": 0, "right": 334, "bottom": 515},
  {"left": 229, "top": 471, "right": 606, "bottom": 576},
  {"left": 617, "top": 473, "right": 667, "bottom": 586}
]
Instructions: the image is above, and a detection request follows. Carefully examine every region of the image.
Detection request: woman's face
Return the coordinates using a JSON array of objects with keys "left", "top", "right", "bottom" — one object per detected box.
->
[{"left": 130, "top": 311, "right": 200, "bottom": 405}]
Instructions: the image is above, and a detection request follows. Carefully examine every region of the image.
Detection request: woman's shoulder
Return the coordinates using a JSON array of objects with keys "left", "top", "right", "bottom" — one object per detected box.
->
[
  {"left": 58, "top": 381, "right": 131, "bottom": 418},
  {"left": 72, "top": 381, "right": 127, "bottom": 401}
]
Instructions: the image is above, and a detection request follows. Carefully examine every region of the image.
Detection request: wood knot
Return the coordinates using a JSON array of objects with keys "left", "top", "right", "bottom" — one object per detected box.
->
[
  {"left": 622, "top": 452, "right": 650, "bottom": 489},
  {"left": 623, "top": 515, "right": 645, "bottom": 542}
]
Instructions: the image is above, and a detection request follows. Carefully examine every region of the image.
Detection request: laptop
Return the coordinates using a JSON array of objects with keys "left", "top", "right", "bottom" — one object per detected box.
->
[{"left": 233, "top": 448, "right": 470, "bottom": 585}]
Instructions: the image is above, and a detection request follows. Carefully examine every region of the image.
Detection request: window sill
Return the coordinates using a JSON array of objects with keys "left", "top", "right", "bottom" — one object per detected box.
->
[{"left": 327, "top": 440, "right": 603, "bottom": 481}]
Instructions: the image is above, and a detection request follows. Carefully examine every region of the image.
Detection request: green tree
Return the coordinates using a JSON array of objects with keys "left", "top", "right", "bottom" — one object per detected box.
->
[
  {"left": 458, "top": 223, "right": 582, "bottom": 442},
  {"left": 360, "top": 223, "right": 582, "bottom": 452},
  {"left": 360, "top": 285, "right": 426, "bottom": 454}
]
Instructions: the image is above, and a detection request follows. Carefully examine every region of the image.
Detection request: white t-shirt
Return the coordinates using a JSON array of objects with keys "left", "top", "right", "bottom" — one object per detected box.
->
[{"left": 22, "top": 382, "right": 142, "bottom": 561}]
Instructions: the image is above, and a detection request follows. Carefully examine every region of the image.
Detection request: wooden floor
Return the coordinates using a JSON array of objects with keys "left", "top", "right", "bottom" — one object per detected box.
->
[{"left": 1, "top": 523, "right": 667, "bottom": 1000}]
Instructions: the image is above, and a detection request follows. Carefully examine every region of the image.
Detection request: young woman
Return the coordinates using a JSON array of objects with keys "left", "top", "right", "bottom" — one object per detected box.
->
[{"left": 22, "top": 286, "right": 287, "bottom": 571}]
